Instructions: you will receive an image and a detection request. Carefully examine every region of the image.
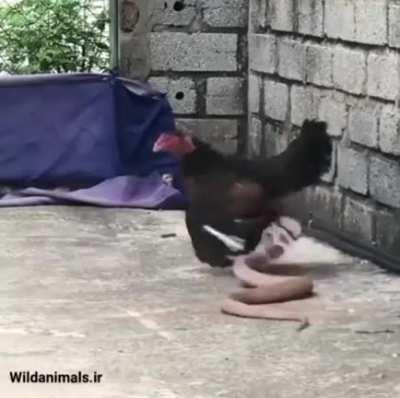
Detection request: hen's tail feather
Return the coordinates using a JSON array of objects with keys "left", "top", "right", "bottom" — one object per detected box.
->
[{"left": 257, "top": 119, "right": 332, "bottom": 198}]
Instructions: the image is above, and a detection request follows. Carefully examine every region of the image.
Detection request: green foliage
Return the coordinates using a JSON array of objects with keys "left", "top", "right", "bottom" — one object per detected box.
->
[{"left": 0, "top": 0, "right": 110, "bottom": 74}]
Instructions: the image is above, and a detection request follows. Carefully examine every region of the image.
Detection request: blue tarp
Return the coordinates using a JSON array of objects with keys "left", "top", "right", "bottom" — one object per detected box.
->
[{"left": 0, "top": 73, "right": 186, "bottom": 209}]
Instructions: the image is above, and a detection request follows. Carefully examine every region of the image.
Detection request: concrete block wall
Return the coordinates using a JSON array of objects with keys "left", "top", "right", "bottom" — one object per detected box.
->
[
  {"left": 119, "top": 0, "right": 248, "bottom": 154},
  {"left": 248, "top": 0, "right": 400, "bottom": 258},
  {"left": 118, "top": 0, "right": 400, "bottom": 260}
]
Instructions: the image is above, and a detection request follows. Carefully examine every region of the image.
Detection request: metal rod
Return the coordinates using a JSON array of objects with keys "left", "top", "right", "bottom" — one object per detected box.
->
[{"left": 109, "top": 0, "right": 119, "bottom": 71}]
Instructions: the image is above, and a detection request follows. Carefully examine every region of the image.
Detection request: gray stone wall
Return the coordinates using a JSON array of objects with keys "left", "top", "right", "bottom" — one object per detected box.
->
[
  {"left": 119, "top": 0, "right": 400, "bottom": 259},
  {"left": 248, "top": 0, "right": 400, "bottom": 258},
  {"left": 119, "top": 0, "right": 248, "bottom": 154}
]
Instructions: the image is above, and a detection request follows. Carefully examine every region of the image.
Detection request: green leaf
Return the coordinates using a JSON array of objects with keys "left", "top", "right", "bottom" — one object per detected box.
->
[{"left": 0, "top": 0, "right": 110, "bottom": 73}]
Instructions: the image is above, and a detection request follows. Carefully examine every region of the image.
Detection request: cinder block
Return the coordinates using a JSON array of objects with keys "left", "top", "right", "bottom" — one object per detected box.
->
[
  {"left": 268, "top": 0, "right": 294, "bottom": 32},
  {"left": 291, "top": 86, "right": 319, "bottom": 126},
  {"left": 248, "top": 73, "right": 261, "bottom": 114},
  {"left": 389, "top": 3, "right": 400, "bottom": 48},
  {"left": 337, "top": 146, "right": 369, "bottom": 195},
  {"left": 305, "top": 186, "right": 343, "bottom": 229},
  {"left": 264, "top": 80, "right": 289, "bottom": 121},
  {"left": 379, "top": 104, "right": 400, "bottom": 156},
  {"left": 150, "top": 33, "right": 237, "bottom": 72},
  {"left": 367, "top": 52, "right": 400, "bottom": 101},
  {"left": 333, "top": 46, "right": 366, "bottom": 95},
  {"left": 318, "top": 92, "right": 347, "bottom": 137},
  {"left": 325, "top": 0, "right": 356, "bottom": 41},
  {"left": 376, "top": 210, "right": 400, "bottom": 257},
  {"left": 343, "top": 197, "right": 374, "bottom": 242},
  {"left": 306, "top": 44, "right": 333, "bottom": 87},
  {"left": 206, "top": 77, "right": 245, "bottom": 115},
  {"left": 278, "top": 38, "right": 306, "bottom": 81},
  {"left": 148, "top": 77, "right": 196, "bottom": 114},
  {"left": 249, "top": 34, "right": 276, "bottom": 74},
  {"left": 264, "top": 123, "right": 291, "bottom": 157},
  {"left": 151, "top": 0, "right": 197, "bottom": 28},
  {"left": 370, "top": 156, "right": 400, "bottom": 208},
  {"left": 326, "top": 0, "right": 387, "bottom": 45},
  {"left": 248, "top": 117, "right": 262, "bottom": 157},
  {"left": 120, "top": 35, "right": 150, "bottom": 79},
  {"left": 249, "top": 0, "right": 268, "bottom": 30},
  {"left": 348, "top": 101, "right": 379, "bottom": 148},
  {"left": 176, "top": 118, "right": 238, "bottom": 154},
  {"left": 298, "top": 0, "right": 323, "bottom": 37},
  {"left": 354, "top": 0, "right": 387, "bottom": 45},
  {"left": 201, "top": 0, "right": 248, "bottom": 27}
]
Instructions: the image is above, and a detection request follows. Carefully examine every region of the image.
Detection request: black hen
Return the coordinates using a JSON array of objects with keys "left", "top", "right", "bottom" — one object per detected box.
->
[{"left": 153, "top": 120, "right": 332, "bottom": 268}]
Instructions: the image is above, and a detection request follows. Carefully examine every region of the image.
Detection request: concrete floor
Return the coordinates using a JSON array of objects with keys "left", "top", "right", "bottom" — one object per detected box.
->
[{"left": 0, "top": 207, "right": 400, "bottom": 397}]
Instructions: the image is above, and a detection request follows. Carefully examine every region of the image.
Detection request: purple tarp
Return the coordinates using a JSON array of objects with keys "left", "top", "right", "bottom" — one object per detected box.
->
[
  {"left": 0, "top": 173, "right": 184, "bottom": 209},
  {"left": 0, "top": 73, "right": 187, "bottom": 209}
]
